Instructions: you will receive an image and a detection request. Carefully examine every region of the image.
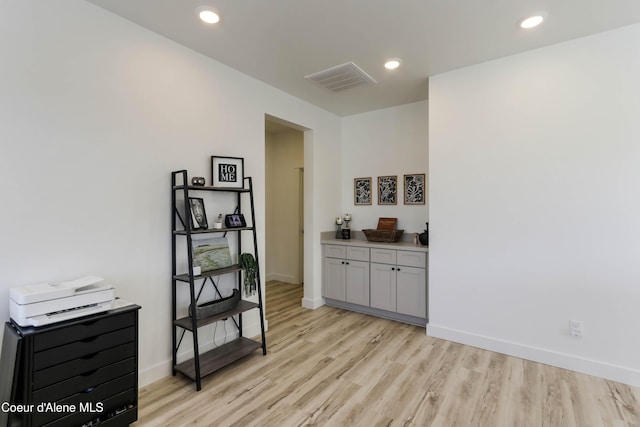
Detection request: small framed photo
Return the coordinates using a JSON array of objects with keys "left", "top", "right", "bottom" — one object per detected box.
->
[
  {"left": 224, "top": 214, "right": 247, "bottom": 228},
  {"left": 354, "top": 177, "right": 372, "bottom": 205},
  {"left": 404, "top": 174, "right": 426, "bottom": 205},
  {"left": 189, "top": 197, "right": 208, "bottom": 230},
  {"left": 378, "top": 176, "right": 397, "bottom": 205},
  {"left": 211, "top": 156, "right": 244, "bottom": 188}
]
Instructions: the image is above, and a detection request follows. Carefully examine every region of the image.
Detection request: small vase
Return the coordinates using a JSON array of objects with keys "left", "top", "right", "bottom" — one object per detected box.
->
[{"left": 418, "top": 222, "right": 428, "bottom": 246}]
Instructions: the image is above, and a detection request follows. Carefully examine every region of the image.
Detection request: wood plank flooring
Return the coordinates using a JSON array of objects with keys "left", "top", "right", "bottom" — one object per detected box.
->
[{"left": 135, "top": 281, "right": 640, "bottom": 426}]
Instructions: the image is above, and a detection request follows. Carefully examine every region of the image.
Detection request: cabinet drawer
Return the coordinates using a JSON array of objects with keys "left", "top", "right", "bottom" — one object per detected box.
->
[
  {"left": 324, "top": 245, "right": 346, "bottom": 259},
  {"left": 33, "top": 357, "right": 136, "bottom": 402},
  {"left": 34, "top": 342, "right": 136, "bottom": 389},
  {"left": 32, "top": 373, "right": 136, "bottom": 426},
  {"left": 346, "top": 246, "right": 369, "bottom": 262},
  {"left": 42, "top": 389, "right": 136, "bottom": 427},
  {"left": 370, "top": 249, "right": 396, "bottom": 265},
  {"left": 397, "top": 251, "right": 426, "bottom": 268},
  {"left": 34, "top": 311, "right": 136, "bottom": 352},
  {"left": 34, "top": 326, "right": 136, "bottom": 370}
]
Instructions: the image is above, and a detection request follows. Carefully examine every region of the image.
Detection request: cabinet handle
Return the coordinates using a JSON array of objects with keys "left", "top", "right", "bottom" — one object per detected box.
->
[
  {"left": 391, "top": 267, "right": 395, "bottom": 271},
  {"left": 397, "top": 268, "right": 401, "bottom": 271},
  {"left": 80, "top": 368, "right": 99, "bottom": 377},
  {"left": 81, "top": 352, "right": 99, "bottom": 360},
  {"left": 346, "top": 262, "right": 350, "bottom": 265},
  {"left": 341, "top": 261, "right": 345, "bottom": 264},
  {"left": 81, "top": 320, "right": 99, "bottom": 327}
]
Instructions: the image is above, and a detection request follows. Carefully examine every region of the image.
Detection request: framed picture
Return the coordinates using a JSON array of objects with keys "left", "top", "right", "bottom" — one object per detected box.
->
[
  {"left": 354, "top": 177, "right": 372, "bottom": 205},
  {"left": 224, "top": 213, "right": 247, "bottom": 228},
  {"left": 211, "top": 156, "right": 244, "bottom": 188},
  {"left": 188, "top": 197, "right": 208, "bottom": 230},
  {"left": 192, "top": 237, "right": 232, "bottom": 272},
  {"left": 378, "top": 176, "right": 397, "bottom": 205},
  {"left": 404, "top": 173, "right": 426, "bottom": 205}
]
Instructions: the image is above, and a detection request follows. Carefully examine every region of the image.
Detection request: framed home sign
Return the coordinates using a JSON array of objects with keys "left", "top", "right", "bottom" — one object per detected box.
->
[
  {"left": 354, "top": 177, "right": 372, "bottom": 205},
  {"left": 211, "top": 156, "right": 244, "bottom": 188}
]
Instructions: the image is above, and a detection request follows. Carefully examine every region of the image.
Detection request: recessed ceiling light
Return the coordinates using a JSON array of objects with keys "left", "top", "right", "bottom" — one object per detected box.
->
[
  {"left": 196, "top": 7, "right": 220, "bottom": 24},
  {"left": 384, "top": 59, "right": 402, "bottom": 70},
  {"left": 519, "top": 12, "right": 546, "bottom": 29}
]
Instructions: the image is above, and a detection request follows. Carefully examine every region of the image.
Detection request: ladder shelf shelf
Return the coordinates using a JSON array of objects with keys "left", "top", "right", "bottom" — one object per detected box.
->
[
  {"left": 173, "top": 300, "right": 260, "bottom": 331},
  {"left": 173, "top": 337, "right": 262, "bottom": 381}
]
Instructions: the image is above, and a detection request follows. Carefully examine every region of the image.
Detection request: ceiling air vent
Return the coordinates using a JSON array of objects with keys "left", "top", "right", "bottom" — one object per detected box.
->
[{"left": 304, "top": 62, "right": 377, "bottom": 92}]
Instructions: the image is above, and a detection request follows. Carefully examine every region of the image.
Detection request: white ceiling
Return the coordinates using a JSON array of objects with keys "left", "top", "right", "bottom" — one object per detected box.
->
[{"left": 86, "top": 0, "right": 640, "bottom": 116}]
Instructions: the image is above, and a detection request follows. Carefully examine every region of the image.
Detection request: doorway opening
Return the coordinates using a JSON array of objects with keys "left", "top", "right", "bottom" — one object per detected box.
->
[{"left": 265, "top": 116, "right": 305, "bottom": 324}]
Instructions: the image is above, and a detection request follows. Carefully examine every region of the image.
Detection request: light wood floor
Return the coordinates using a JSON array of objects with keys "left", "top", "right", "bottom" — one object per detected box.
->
[{"left": 135, "top": 281, "right": 639, "bottom": 426}]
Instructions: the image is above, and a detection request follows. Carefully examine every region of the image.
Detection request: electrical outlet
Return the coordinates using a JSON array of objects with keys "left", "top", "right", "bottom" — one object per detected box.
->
[{"left": 570, "top": 320, "right": 583, "bottom": 337}]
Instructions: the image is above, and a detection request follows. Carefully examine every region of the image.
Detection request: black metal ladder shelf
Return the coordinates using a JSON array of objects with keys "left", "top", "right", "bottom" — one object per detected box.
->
[{"left": 171, "top": 170, "right": 267, "bottom": 391}]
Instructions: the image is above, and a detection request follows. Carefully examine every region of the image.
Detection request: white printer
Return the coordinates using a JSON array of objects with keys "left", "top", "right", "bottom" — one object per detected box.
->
[{"left": 9, "top": 276, "right": 115, "bottom": 327}]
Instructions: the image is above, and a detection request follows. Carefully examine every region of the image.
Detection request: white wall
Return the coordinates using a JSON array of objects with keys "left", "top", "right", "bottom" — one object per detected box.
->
[
  {"left": 265, "top": 129, "right": 304, "bottom": 283},
  {"left": 0, "top": 0, "right": 341, "bottom": 386},
  {"left": 428, "top": 23, "right": 640, "bottom": 386},
  {"left": 341, "top": 101, "right": 429, "bottom": 235}
]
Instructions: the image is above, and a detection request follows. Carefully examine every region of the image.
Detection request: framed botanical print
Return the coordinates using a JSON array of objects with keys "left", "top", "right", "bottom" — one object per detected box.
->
[
  {"left": 404, "top": 173, "right": 426, "bottom": 205},
  {"left": 354, "top": 177, "right": 372, "bottom": 205},
  {"left": 378, "top": 176, "right": 397, "bottom": 205},
  {"left": 211, "top": 156, "right": 244, "bottom": 188}
]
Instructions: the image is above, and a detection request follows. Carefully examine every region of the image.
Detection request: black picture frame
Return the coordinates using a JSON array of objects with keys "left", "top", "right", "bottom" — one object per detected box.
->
[
  {"left": 211, "top": 156, "right": 244, "bottom": 188},
  {"left": 225, "top": 214, "right": 246, "bottom": 228},
  {"left": 189, "top": 197, "right": 208, "bottom": 230}
]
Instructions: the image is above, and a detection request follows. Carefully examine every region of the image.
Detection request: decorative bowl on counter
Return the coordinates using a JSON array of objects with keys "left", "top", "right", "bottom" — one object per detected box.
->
[{"left": 362, "top": 229, "right": 404, "bottom": 243}]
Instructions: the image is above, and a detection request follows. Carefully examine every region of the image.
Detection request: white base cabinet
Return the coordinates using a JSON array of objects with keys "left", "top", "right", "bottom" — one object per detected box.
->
[
  {"left": 322, "top": 245, "right": 370, "bottom": 306},
  {"left": 322, "top": 241, "right": 428, "bottom": 326},
  {"left": 371, "top": 248, "right": 427, "bottom": 318}
]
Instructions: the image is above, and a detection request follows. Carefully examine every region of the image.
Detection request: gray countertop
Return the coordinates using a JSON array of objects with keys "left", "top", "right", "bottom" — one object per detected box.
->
[{"left": 321, "top": 231, "right": 428, "bottom": 252}]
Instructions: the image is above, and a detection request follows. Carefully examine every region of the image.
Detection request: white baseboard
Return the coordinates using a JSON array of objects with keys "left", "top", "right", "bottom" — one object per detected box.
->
[
  {"left": 139, "top": 360, "right": 172, "bottom": 387},
  {"left": 427, "top": 323, "right": 640, "bottom": 387},
  {"left": 245, "top": 319, "right": 267, "bottom": 336},
  {"left": 266, "top": 273, "right": 298, "bottom": 284},
  {"left": 301, "top": 296, "right": 324, "bottom": 310}
]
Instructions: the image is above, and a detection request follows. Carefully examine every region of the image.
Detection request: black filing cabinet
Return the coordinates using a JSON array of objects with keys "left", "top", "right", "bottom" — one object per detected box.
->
[{"left": 7, "top": 304, "right": 140, "bottom": 427}]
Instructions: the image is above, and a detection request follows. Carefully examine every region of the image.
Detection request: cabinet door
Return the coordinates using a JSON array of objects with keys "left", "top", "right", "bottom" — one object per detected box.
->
[
  {"left": 323, "top": 257, "right": 346, "bottom": 301},
  {"left": 396, "top": 266, "right": 426, "bottom": 318},
  {"left": 345, "top": 260, "right": 370, "bottom": 306},
  {"left": 370, "top": 263, "right": 396, "bottom": 312}
]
